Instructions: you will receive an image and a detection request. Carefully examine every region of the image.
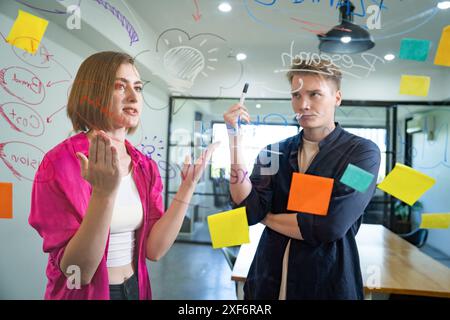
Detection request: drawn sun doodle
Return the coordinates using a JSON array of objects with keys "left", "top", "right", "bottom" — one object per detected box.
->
[
  {"left": 155, "top": 28, "right": 243, "bottom": 97},
  {"left": 140, "top": 136, "right": 164, "bottom": 159}
]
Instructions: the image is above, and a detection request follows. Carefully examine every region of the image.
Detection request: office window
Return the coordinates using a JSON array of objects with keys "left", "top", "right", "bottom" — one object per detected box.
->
[
  {"left": 344, "top": 127, "right": 387, "bottom": 182},
  {"left": 211, "top": 123, "right": 298, "bottom": 179},
  {"left": 211, "top": 124, "right": 386, "bottom": 181}
]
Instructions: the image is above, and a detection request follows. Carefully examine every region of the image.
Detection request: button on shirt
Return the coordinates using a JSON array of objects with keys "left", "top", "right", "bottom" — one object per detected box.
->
[{"left": 279, "top": 137, "right": 320, "bottom": 300}]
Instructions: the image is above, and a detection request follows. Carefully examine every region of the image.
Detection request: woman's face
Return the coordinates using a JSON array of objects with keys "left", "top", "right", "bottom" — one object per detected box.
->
[{"left": 109, "top": 63, "right": 143, "bottom": 130}]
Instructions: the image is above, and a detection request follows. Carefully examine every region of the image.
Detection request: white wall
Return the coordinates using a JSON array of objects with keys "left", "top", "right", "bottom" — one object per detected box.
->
[
  {"left": 411, "top": 109, "right": 450, "bottom": 256},
  {"left": 445, "top": 72, "right": 450, "bottom": 101}
]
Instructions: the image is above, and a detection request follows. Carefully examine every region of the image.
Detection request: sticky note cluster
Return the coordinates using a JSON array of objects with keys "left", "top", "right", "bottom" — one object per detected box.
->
[
  {"left": 397, "top": 25, "right": 450, "bottom": 97},
  {"left": 207, "top": 207, "right": 250, "bottom": 249}
]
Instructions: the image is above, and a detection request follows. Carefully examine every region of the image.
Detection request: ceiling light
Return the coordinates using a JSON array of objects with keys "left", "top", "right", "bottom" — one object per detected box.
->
[
  {"left": 318, "top": 0, "right": 375, "bottom": 54},
  {"left": 236, "top": 53, "right": 247, "bottom": 61},
  {"left": 384, "top": 53, "right": 395, "bottom": 61},
  {"left": 437, "top": 1, "right": 450, "bottom": 9},
  {"left": 218, "top": 2, "right": 232, "bottom": 12},
  {"left": 256, "top": 104, "right": 261, "bottom": 109}
]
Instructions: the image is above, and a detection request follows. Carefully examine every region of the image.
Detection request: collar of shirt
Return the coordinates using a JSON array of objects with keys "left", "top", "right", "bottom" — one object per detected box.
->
[{"left": 289, "top": 122, "right": 343, "bottom": 172}]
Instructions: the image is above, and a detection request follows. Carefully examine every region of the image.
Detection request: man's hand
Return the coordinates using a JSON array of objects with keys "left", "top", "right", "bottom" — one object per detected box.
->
[{"left": 261, "top": 212, "right": 303, "bottom": 240}]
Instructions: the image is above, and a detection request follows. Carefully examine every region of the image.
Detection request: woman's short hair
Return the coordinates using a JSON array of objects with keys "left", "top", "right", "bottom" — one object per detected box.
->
[{"left": 67, "top": 51, "right": 138, "bottom": 134}]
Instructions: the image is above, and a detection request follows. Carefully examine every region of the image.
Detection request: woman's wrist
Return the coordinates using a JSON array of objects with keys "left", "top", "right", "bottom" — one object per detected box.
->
[
  {"left": 92, "top": 187, "right": 114, "bottom": 198},
  {"left": 179, "top": 180, "right": 196, "bottom": 194}
]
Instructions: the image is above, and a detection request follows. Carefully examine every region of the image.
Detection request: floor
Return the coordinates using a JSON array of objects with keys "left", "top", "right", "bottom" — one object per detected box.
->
[
  {"left": 420, "top": 243, "right": 450, "bottom": 268},
  {"left": 148, "top": 242, "right": 237, "bottom": 300}
]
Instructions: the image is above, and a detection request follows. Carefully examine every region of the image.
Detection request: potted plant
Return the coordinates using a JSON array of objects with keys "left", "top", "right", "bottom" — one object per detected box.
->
[{"left": 394, "top": 200, "right": 423, "bottom": 234}]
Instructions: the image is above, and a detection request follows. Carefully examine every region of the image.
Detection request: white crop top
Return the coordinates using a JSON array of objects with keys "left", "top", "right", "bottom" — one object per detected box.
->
[{"left": 106, "top": 172, "right": 143, "bottom": 268}]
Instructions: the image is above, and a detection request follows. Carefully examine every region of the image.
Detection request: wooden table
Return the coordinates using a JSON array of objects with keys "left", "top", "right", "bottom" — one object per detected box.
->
[{"left": 231, "top": 223, "right": 450, "bottom": 299}]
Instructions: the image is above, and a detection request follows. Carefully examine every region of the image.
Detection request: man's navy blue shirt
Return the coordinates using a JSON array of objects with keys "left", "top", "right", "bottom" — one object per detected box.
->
[{"left": 234, "top": 123, "right": 381, "bottom": 300}]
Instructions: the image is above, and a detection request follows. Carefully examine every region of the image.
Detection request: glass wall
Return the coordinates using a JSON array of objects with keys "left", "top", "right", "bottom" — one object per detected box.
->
[{"left": 165, "top": 98, "right": 396, "bottom": 243}]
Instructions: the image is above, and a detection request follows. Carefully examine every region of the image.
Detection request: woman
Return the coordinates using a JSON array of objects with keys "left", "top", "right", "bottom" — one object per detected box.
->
[{"left": 29, "top": 51, "right": 218, "bottom": 300}]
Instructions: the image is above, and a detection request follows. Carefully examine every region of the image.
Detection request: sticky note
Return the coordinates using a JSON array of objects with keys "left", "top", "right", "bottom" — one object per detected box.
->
[
  {"left": 287, "top": 173, "right": 334, "bottom": 216},
  {"left": 420, "top": 213, "right": 450, "bottom": 229},
  {"left": 399, "top": 38, "right": 431, "bottom": 61},
  {"left": 340, "top": 164, "right": 375, "bottom": 193},
  {"left": 207, "top": 207, "right": 250, "bottom": 249},
  {"left": 377, "top": 163, "right": 435, "bottom": 206},
  {"left": 6, "top": 10, "right": 49, "bottom": 54},
  {"left": 0, "top": 182, "right": 13, "bottom": 219},
  {"left": 399, "top": 75, "right": 430, "bottom": 97},
  {"left": 434, "top": 25, "right": 450, "bottom": 67}
]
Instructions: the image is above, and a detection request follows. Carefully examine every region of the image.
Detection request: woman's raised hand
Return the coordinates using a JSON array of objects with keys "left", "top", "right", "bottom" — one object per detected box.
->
[
  {"left": 76, "top": 131, "right": 121, "bottom": 197},
  {"left": 181, "top": 142, "right": 220, "bottom": 188}
]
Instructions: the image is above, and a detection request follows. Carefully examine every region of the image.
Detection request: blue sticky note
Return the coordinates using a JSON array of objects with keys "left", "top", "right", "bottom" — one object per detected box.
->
[
  {"left": 340, "top": 164, "right": 375, "bottom": 193},
  {"left": 399, "top": 38, "right": 431, "bottom": 62}
]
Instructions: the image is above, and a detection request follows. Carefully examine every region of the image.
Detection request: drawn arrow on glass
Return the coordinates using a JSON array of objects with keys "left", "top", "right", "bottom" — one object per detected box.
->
[
  {"left": 192, "top": 0, "right": 202, "bottom": 22},
  {"left": 46, "top": 80, "right": 70, "bottom": 88},
  {"left": 46, "top": 104, "right": 66, "bottom": 123}
]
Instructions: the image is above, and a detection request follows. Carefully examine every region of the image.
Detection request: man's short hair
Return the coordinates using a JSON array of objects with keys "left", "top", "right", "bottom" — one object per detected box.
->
[{"left": 287, "top": 58, "right": 343, "bottom": 90}]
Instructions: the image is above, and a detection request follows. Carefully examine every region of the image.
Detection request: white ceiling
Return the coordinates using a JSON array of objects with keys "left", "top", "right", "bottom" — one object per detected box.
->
[
  {"left": 5, "top": 0, "right": 448, "bottom": 101},
  {"left": 128, "top": 0, "right": 450, "bottom": 101}
]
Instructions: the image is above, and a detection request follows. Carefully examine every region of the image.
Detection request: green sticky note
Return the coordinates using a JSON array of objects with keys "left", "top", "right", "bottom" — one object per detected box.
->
[
  {"left": 340, "top": 164, "right": 375, "bottom": 193},
  {"left": 399, "top": 38, "right": 431, "bottom": 62}
]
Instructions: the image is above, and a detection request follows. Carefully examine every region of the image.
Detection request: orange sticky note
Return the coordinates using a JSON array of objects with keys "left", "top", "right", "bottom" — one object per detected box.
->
[
  {"left": 434, "top": 25, "right": 450, "bottom": 67},
  {"left": 6, "top": 10, "right": 49, "bottom": 54},
  {"left": 0, "top": 182, "right": 13, "bottom": 219},
  {"left": 287, "top": 173, "right": 334, "bottom": 216}
]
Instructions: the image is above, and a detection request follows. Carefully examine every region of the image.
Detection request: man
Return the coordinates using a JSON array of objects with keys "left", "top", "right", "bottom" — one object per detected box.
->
[{"left": 223, "top": 58, "right": 381, "bottom": 299}]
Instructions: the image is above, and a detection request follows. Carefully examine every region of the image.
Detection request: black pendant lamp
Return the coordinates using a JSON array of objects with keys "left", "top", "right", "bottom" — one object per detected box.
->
[{"left": 318, "top": 0, "right": 375, "bottom": 54}]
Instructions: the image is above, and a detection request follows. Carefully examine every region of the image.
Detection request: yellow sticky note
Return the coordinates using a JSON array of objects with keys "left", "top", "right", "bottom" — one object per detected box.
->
[
  {"left": 377, "top": 163, "right": 435, "bottom": 206},
  {"left": 434, "top": 25, "right": 450, "bottom": 67},
  {"left": 207, "top": 207, "right": 250, "bottom": 249},
  {"left": 420, "top": 213, "right": 450, "bottom": 229},
  {"left": 6, "top": 10, "right": 49, "bottom": 54},
  {"left": 399, "top": 75, "right": 431, "bottom": 97}
]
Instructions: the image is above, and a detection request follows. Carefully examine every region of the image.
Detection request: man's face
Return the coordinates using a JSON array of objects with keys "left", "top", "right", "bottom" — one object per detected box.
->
[{"left": 290, "top": 74, "right": 342, "bottom": 130}]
